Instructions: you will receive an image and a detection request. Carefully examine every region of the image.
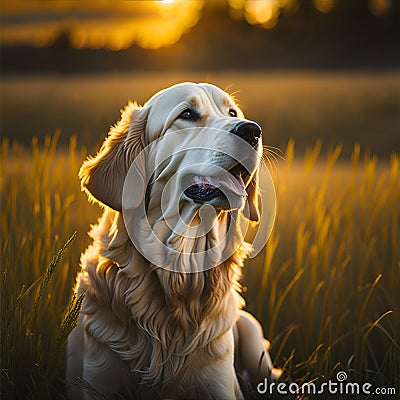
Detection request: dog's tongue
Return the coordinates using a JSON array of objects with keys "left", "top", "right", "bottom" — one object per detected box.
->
[{"left": 194, "top": 172, "right": 247, "bottom": 197}]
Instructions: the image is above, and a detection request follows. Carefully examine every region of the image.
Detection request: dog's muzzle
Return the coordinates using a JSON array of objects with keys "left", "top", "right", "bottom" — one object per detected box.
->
[{"left": 183, "top": 122, "right": 261, "bottom": 210}]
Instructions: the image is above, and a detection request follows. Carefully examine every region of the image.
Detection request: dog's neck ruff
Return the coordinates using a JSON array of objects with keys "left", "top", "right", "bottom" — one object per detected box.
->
[{"left": 81, "top": 208, "right": 252, "bottom": 389}]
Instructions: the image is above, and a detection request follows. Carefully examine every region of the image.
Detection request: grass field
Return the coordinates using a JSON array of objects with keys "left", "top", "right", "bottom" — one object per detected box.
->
[{"left": 1, "top": 131, "right": 398, "bottom": 399}]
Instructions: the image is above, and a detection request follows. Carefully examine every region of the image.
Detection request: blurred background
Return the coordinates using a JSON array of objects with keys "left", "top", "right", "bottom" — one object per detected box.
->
[
  {"left": 1, "top": 0, "right": 399, "bottom": 156},
  {"left": 1, "top": 3, "right": 399, "bottom": 397}
]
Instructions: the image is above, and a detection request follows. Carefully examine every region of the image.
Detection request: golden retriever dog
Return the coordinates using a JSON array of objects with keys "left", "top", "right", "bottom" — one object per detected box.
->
[{"left": 66, "top": 82, "right": 279, "bottom": 399}]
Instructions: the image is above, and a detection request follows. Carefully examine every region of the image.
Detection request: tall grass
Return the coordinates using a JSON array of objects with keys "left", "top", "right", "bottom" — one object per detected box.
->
[
  {"left": 1, "top": 134, "right": 97, "bottom": 399},
  {"left": 245, "top": 141, "right": 399, "bottom": 392},
  {"left": 1, "top": 135, "right": 399, "bottom": 399}
]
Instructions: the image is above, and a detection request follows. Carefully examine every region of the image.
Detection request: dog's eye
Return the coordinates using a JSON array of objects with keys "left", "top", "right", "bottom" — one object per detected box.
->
[
  {"left": 229, "top": 109, "right": 237, "bottom": 117},
  {"left": 179, "top": 108, "right": 197, "bottom": 120}
]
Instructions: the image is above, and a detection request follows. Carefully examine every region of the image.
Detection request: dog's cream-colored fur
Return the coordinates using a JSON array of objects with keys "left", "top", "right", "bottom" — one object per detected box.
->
[{"left": 66, "top": 83, "right": 278, "bottom": 399}]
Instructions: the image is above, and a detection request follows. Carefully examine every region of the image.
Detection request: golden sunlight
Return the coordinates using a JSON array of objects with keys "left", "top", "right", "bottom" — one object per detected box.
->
[
  {"left": 228, "top": 0, "right": 299, "bottom": 28},
  {"left": 312, "top": 0, "right": 336, "bottom": 14},
  {"left": 244, "top": 0, "right": 279, "bottom": 28},
  {"left": 0, "top": 0, "right": 393, "bottom": 50},
  {"left": 1, "top": 0, "right": 204, "bottom": 50}
]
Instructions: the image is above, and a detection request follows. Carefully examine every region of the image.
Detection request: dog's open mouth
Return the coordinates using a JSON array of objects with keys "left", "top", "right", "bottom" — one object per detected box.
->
[{"left": 183, "top": 164, "right": 250, "bottom": 207}]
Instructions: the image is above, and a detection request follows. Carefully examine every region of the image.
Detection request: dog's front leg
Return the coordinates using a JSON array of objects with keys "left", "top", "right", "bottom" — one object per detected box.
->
[
  {"left": 66, "top": 312, "right": 85, "bottom": 400},
  {"left": 197, "top": 330, "right": 244, "bottom": 400},
  {"left": 82, "top": 334, "right": 131, "bottom": 400}
]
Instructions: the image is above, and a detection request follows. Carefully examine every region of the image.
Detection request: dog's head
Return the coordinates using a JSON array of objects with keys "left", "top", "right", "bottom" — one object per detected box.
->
[{"left": 80, "top": 83, "right": 264, "bottom": 270}]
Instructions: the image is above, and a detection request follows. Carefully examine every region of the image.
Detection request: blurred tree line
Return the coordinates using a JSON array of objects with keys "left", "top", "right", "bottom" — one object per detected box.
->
[{"left": 1, "top": 0, "right": 398, "bottom": 73}]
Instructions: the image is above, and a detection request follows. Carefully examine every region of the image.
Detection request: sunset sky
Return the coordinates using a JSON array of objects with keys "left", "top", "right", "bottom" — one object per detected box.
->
[{"left": 0, "top": 0, "right": 394, "bottom": 50}]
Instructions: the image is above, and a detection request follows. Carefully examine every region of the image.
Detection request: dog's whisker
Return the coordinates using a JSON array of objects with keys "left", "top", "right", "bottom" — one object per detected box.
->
[
  {"left": 262, "top": 147, "right": 282, "bottom": 171},
  {"left": 263, "top": 146, "right": 285, "bottom": 161},
  {"left": 270, "top": 152, "right": 280, "bottom": 170},
  {"left": 263, "top": 145, "right": 284, "bottom": 155},
  {"left": 262, "top": 153, "right": 276, "bottom": 172}
]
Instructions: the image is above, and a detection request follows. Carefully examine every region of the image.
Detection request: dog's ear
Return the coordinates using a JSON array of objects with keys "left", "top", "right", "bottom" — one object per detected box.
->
[
  {"left": 79, "top": 102, "right": 148, "bottom": 211},
  {"left": 244, "top": 170, "right": 260, "bottom": 223}
]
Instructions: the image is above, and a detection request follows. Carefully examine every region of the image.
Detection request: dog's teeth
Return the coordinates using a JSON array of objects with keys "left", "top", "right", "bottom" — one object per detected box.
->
[
  {"left": 193, "top": 176, "right": 215, "bottom": 191},
  {"left": 193, "top": 176, "right": 203, "bottom": 185}
]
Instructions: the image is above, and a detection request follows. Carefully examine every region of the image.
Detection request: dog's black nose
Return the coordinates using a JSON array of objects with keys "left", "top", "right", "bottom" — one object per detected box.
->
[{"left": 230, "top": 121, "right": 262, "bottom": 147}]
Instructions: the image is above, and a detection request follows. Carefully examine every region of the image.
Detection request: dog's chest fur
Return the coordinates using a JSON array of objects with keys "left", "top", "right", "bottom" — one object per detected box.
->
[{"left": 76, "top": 209, "right": 250, "bottom": 394}]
